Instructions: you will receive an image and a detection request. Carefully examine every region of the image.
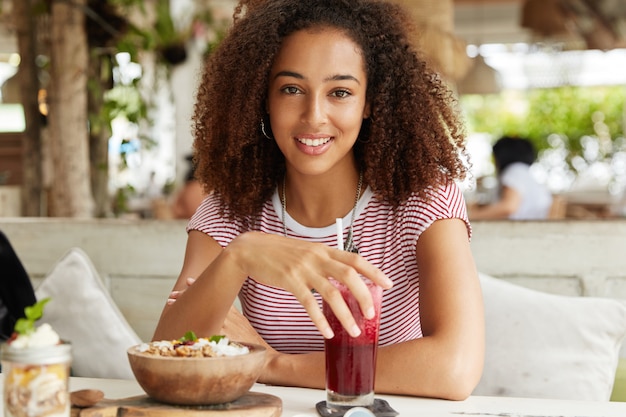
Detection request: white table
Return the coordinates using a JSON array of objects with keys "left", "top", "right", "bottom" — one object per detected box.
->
[
  {"left": 1, "top": 375, "right": 624, "bottom": 416},
  {"left": 62, "top": 377, "right": 626, "bottom": 417}
]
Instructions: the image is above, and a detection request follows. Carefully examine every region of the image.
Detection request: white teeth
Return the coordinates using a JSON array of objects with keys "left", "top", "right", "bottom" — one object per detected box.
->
[{"left": 297, "top": 137, "right": 331, "bottom": 147}]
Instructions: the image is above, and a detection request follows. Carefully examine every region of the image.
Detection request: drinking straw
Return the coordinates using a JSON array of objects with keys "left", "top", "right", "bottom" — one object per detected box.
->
[{"left": 336, "top": 218, "right": 344, "bottom": 251}]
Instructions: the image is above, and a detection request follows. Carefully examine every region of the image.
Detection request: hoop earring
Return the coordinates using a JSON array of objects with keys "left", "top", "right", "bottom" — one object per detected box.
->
[{"left": 260, "top": 118, "right": 273, "bottom": 140}]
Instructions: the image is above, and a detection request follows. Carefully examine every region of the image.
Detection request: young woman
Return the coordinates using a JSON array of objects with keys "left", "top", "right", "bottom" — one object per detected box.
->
[{"left": 153, "top": 0, "right": 484, "bottom": 400}]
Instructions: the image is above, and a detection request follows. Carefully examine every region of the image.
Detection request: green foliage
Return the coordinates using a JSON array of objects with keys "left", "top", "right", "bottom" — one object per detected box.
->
[
  {"left": 107, "top": 0, "right": 147, "bottom": 9},
  {"left": 461, "top": 86, "right": 626, "bottom": 155},
  {"left": 104, "top": 85, "right": 147, "bottom": 125},
  {"left": 115, "top": 25, "right": 151, "bottom": 59},
  {"left": 89, "top": 0, "right": 227, "bottom": 216},
  {"left": 112, "top": 0, "right": 221, "bottom": 65},
  {"left": 153, "top": 0, "right": 179, "bottom": 46},
  {"left": 112, "top": 184, "right": 136, "bottom": 216}
]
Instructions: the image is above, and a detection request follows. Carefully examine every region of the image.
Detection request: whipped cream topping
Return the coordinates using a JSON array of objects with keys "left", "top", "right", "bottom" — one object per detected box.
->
[
  {"left": 139, "top": 336, "right": 250, "bottom": 357},
  {"left": 10, "top": 323, "right": 61, "bottom": 349}
]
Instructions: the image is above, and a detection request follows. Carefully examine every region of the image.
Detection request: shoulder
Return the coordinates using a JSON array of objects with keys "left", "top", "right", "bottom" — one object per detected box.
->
[
  {"left": 393, "top": 182, "right": 470, "bottom": 239},
  {"left": 501, "top": 162, "right": 530, "bottom": 178},
  {"left": 186, "top": 193, "right": 240, "bottom": 240},
  {"left": 500, "top": 163, "right": 533, "bottom": 187},
  {"left": 187, "top": 192, "right": 281, "bottom": 242},
  {"left": 405, "top": 181, "right": 467, "bottom": 217},
  {"left": 187, "top": 192, "right": 221, "bottom": 224}
]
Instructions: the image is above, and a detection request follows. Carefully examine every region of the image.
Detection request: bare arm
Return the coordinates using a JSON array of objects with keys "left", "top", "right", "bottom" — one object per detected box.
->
[
  {"left": 152, "top": 231, "right": 239, "bottom": 340},
  {"left": 468, "top": 186, "right": 521, "bottom": 220},
  {"left": 376, "top": 218, "right": 484, "bottom": 399},
  {"left": 260, "top": 218, "right": 484, "bottom": 400},
  {"left": 153, "top": 230, "right": 392, "bottom": 341}
]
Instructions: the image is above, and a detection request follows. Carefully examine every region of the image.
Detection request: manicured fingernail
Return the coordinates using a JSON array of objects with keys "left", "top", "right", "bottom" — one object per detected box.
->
[
  {"left": 186, "top": 277, "right": 196, "bottom": 284},
  {"left": 323, "top": 327, "right": 335, "bottom": 339},
  {"left": 166, "top": 299, "right": 175, "bottom": 305},
  {"left": 350, "top": 324, "right": 361, "bottom": 337},
  {"left": 365, "top": 307, "right": 375, "bottom": 320}
]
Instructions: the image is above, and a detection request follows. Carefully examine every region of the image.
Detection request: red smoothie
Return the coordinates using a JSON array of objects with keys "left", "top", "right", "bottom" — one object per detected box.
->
[{"left": 323, "top": 281, "right": 382, "bottom": 406}]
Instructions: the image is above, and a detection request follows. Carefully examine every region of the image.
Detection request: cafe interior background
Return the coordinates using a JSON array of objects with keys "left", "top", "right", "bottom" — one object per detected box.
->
[{"left": 1, "top": 0, "right": 626, "bottom": 219}]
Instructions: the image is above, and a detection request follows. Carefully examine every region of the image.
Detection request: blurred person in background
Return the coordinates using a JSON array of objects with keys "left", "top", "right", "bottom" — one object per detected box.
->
[
  {"left": 171, "top": 155, "right": 206, "bottom": 219},
  {"left": 468, "top": 136, "right": 553, "bottom": 220}
]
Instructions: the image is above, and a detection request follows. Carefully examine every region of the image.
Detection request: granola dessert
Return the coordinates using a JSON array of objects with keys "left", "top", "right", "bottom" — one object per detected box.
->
[
  {"left": 137, "top": 333, "right": 250, "bottom": 358},
  {"left": 1, "top": 299, "right": 71, "bottom": 417}
]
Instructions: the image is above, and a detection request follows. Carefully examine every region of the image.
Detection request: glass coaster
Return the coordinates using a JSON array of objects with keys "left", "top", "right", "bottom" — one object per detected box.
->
[{"left": 315, "top": 399, "right": 399, "bottom": 417}]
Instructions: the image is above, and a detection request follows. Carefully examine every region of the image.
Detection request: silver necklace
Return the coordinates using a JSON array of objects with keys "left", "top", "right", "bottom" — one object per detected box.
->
[{"left": 281, "top": 172, "right": 363, "bottom": 253}]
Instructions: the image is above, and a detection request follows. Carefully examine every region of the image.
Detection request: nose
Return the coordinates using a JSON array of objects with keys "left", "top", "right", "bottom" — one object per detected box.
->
[{"left": 301, "top": 93, "right": 327, "bottom": 126}]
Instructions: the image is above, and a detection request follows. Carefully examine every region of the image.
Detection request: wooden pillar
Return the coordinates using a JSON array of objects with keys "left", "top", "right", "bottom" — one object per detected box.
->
[
  {"left": 392, "top": 0, "right": 471, "bottom": 81},
  {"left": 13, "top": 0, "right": 44, "bottom": 216}
]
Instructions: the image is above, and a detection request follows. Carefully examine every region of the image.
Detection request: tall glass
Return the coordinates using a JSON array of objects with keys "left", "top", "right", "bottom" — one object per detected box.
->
[{"left": 323, "top": 279, "right": 382, "bottom": 410}]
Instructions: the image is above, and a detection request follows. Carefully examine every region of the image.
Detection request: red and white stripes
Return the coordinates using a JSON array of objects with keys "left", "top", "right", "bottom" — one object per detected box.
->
[{"left": 188, "top": 182, "right": 470, "bottom": 353}]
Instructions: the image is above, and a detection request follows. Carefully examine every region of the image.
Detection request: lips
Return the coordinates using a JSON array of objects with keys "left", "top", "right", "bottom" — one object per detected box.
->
[{"left": 296, "top": 137, "right": 332, "bottom": 147}]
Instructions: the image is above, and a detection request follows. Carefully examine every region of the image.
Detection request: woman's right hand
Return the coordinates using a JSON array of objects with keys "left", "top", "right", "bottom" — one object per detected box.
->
[{"left": 226, "top": 231, "right": 393, "bottom": 339}]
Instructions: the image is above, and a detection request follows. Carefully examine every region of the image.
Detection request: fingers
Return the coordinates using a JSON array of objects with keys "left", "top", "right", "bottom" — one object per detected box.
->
[
  {"left": 292, "top": 285, "right": 335, "bottom": 339},
  {"left": 336, "top": 250, "right": 393, "bottom": 290},
  {"left": 229, "top": 236, "right": 388, "bottom": 339},
  {"left": 298, "top": 278, "right": 364, "bottom": 338},
  {"left": 319, "top": 284, "right": 363, "bottom": 338},
  {"left": 268, "top": 242, "right": 388, "bottom": 340},
  {"left": 166, "top": 292, "right": 180, "bottom": 305},
  {"left": 332, "top": 272, "right": 374, "bottom": 320},
  {"left": 324, "top": 253, "right": 385, "bottom": 320},
  {"left": 279, "top": 247, "right": 387, "bottom": 338},
  {"left": 167, "top": 277, "right": 197, "bottom": 305}
]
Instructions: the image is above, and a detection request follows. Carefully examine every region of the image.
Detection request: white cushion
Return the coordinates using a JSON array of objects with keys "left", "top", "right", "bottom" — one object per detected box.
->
[
  {"left": 475, "top": 273, "right": 626, "bottom": 401},
  {"left": 35, "top": 248, "right": 141, "bottom": 379}
]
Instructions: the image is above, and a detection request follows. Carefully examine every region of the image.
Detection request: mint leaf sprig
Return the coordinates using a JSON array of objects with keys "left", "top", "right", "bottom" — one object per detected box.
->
[
  {"left": 175, "top": 331, "right": 226, "bottom": 346},
  {"left": 209, "top": 335, "right": 225, "bottom": 343},
  {"left": 178, "top": 331, "right": 198, "bottom": 343},
  {"left": 14, "top": 298, "right": 51, "bottom": 336}
]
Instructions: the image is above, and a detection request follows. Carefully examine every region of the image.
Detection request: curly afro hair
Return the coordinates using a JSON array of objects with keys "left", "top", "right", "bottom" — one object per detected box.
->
[{"left": 193, "top": 0, "right": 469, "bottom": 221}]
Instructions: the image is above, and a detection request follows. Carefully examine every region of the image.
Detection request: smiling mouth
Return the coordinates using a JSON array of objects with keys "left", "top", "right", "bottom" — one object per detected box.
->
[{"left": 296, "top": 137, "right": 332, "bottom": 147}]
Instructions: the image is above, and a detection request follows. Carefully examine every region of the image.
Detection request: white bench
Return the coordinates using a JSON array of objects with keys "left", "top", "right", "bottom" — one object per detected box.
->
[
  {"left": 471, "top": 220, "right": 626, "bottom": 300},
  {"left": 1, "top": 218, "right": 187, "bottom": 342}
]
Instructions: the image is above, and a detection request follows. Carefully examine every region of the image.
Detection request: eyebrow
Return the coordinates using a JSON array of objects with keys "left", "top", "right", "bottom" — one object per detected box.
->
[{"left": 273, "top": 71, "right": 361, "bottom": 85}]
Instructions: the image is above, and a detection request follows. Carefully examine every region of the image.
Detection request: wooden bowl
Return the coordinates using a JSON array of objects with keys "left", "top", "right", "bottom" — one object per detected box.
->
[{"left": 127, "top": 342, "right": 266, "bottom": 405}]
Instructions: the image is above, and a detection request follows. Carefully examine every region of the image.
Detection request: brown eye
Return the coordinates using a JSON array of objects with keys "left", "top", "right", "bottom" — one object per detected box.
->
[
  {"left": 282, "top": 86, "right": 301, "bottom": 95},
  {"left": 331, "top": 89, "right": 351, "bottom": 98}
]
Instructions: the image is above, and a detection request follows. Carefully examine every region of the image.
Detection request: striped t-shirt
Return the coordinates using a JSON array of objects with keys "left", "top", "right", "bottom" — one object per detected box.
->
[{"left": 187, "top": 181, "right": 470, "bottom": 354}]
